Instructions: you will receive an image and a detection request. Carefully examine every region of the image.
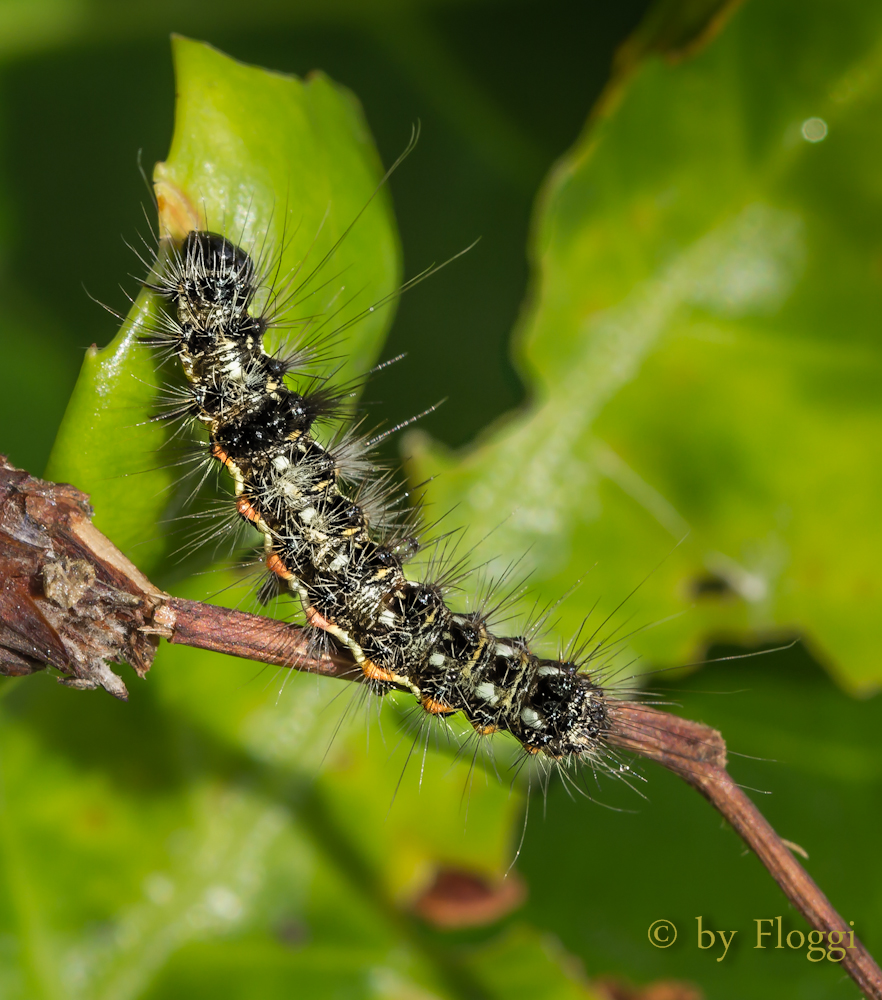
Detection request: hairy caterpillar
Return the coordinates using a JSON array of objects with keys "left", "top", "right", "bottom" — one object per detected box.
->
[{"left": 142, "top": 228, "right": 613, "bottom": 764}]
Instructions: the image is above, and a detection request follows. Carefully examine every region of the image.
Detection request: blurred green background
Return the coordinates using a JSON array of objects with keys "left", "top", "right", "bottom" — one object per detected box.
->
[{"left": 1, "top": 1, "right": 881, "bottom": 999}]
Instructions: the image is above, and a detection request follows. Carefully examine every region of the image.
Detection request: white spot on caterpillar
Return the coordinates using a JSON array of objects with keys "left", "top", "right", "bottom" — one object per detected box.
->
[
  {"left": 300, "top": 507, "right": 316, "bottom": 522},
  {"left": 429, "top": 652, "right": 446, "bottom": 667},
  {"left": 520, "top": 707, "right": 542, "bottom": 728},
  {"left": 537, "top": 665, "right": 559, "bottom": 676},
  {"left": 495, "top": 643, "right": 513, "bottom": 658},
  {"left": 475, "top": 682, "right": 499, "bottom": 704}
]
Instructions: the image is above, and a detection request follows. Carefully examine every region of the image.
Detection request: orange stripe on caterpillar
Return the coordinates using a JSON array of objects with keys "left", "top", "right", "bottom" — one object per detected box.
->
[
  {"left": 361, "top": 659, "right": 398, "bottom": 684},
  {"left": 236, "top": 495, "right": 261, "bottom": 522},
  {"left": 421, "top": 696, "right": 457, "bottom": 716},
  {"left": 305, "top": 605, "right": 335, "bottom": 631},
  {"left": 266, "top": 553, "right": 293, "bottom": 580},
  {"left": 236, "top": 496, "right": 260, "bottom": 522}
]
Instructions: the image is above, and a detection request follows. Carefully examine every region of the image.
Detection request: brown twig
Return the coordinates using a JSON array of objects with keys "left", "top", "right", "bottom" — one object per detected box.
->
[
  {"left": 1, "top": 455, "right": 879, "bottom": 997},
  {"left": 152, "top": 596, "right": 358, "bottom": 679},
  {"left": 605, "top": 703, "right": 881, "bottom": 998},
  {"left": 0, "top": 456, "right": 161, "bottom": 698}
]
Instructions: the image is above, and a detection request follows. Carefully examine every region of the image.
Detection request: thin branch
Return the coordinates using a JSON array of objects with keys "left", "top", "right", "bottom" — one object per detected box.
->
[
  {"left": 605, "top": 703, "right": 881, "bottom": 998},
  {"left": 1, "top": 455, "right": 879, "bottom": 998},
  {"left": 151, "top": 596, "right": 357, "bottom": 679}
]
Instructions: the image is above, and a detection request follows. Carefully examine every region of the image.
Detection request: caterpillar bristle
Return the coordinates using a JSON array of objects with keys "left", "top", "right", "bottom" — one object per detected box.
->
[{"left": 134, "top": 193, "right": 625, "bottom": 782}]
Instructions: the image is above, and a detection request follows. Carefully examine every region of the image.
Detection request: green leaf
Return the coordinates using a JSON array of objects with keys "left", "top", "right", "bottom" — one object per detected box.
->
[
  {"left": 409, "top": 0, "right": 882, "bottom": 693},
  {"left": 45, "top": 36, "right": 401, "bottom": 579}
]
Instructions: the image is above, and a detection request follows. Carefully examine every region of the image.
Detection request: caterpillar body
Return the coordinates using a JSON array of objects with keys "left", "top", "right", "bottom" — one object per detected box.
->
[{"left": 147, "top": 230, "right": 610, "bottom": 761}]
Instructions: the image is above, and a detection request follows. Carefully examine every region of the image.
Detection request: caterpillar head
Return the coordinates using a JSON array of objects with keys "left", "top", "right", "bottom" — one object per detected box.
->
[{"left": 178, "top": 231, "right": 257, "bottom": 318}]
